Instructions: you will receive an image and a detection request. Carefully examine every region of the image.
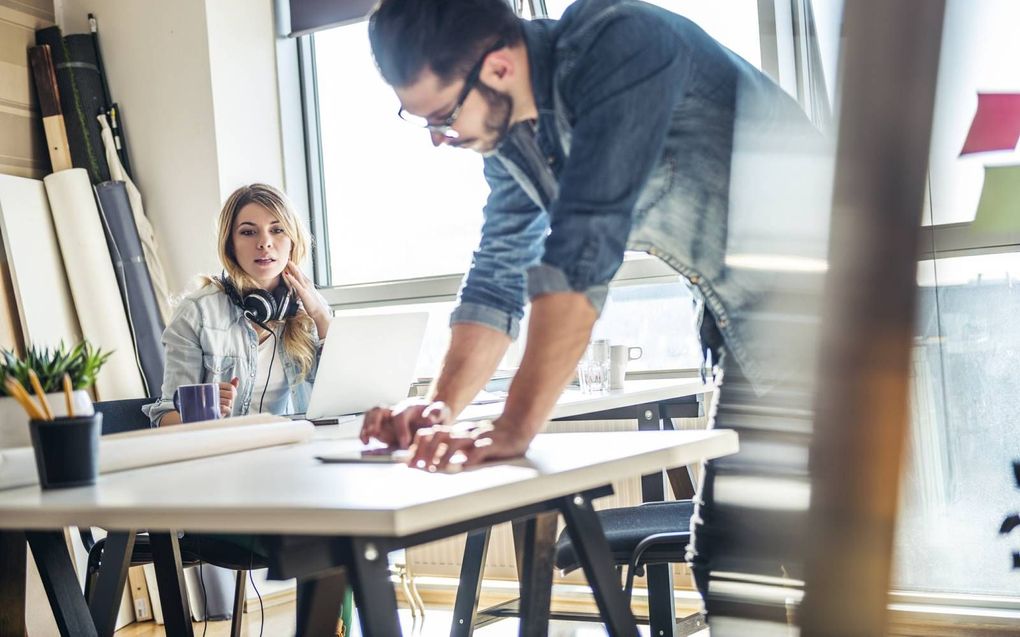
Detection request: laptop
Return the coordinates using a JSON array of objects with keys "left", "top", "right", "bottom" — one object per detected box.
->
[{"left": 303, "top": 312, "right": 429, "bottom": 419}]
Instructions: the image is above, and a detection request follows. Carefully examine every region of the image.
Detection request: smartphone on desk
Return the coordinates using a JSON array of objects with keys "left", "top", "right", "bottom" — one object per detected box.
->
[
  {"left": 315, "top": 448, "right": 465, "bottom": 473},
  {"left": 315, "top": 447, "right": 411, "bottom": 463}
]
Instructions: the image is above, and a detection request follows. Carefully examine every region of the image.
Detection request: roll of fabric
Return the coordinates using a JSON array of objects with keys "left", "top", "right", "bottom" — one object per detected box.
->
[
  {"left": 44, "top": 169, "right": 145, "bottom": 400},
  {"left": 35, "top": 27, "right": 110, "bottom": 184},
  {"left": 95, "top": 181, "right": 166, "bottom": 397},
  {"left": 98, "top": 114, "right": 173, "bottom": 323}
]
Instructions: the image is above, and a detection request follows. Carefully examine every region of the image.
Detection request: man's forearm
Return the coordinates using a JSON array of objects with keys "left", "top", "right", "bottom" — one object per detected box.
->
[
  {"left": 498, "top": 292, "right": 597, "bottom": 437},
  {"left": 431, "top": 323, "right": 512, "bottom": 417}
]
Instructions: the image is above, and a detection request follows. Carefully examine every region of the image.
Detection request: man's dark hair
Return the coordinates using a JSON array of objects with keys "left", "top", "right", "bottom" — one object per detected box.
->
[{"left": 369, "top": 0, "right": 523, "bottom": 88}]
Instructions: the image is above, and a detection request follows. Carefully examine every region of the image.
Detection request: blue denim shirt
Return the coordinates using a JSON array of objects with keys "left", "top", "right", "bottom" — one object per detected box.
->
[
  {"left": 143, "top": 284, "right": 322, "bottom": 426},
  {"left": 450, "top": 0, "right": 828, "bottom": 392}
]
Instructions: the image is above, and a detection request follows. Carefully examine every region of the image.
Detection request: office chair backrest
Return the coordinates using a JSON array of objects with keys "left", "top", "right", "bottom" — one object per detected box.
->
[
  {"left": 81, "top": 397, "right": 157, "bottom": 553},
  {"left": 93, "top": 397, "right": 156, "bottom": 435}
]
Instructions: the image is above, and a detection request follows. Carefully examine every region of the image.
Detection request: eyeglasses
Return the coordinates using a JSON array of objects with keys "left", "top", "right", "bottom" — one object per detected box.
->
[{"left": 397, "top": 39, "right": 506, "bottom": 139}]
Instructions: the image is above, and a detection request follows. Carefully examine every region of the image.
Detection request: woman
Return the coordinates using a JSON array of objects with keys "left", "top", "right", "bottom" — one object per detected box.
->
[
  {"left": 142, "top": 185, "right": 352, "bottom": 632},
  {"left": 145, "top": 183, "right": 331, "bottom": 426}
]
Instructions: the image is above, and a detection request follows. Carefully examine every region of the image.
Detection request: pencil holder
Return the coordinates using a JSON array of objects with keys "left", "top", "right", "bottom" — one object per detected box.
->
[
  {"left": 29, "top": 413, "right": 102, "bottom": 489},
  {"left": 0, "top": 390, "right": 94, "bottom": 449}
]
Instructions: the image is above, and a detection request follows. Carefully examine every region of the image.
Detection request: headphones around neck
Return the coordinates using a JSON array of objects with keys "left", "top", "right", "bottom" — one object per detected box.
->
[{"left": 219, "top": 275, "right": 298, "bottom": 325}]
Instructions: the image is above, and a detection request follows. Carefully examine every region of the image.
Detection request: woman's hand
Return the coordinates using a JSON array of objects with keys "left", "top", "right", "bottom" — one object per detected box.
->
[
  {"left": 219, "top": 377, "right": 239, "bottom": 418},
  {"left": 282, "top": 262, "right": 331, "bottom": 338}
]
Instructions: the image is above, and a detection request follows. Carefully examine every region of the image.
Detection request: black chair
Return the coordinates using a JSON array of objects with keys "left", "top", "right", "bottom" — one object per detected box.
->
[
  {"left": 83, "top": 398, "right": 268, "bottom": 637},
  {"left": 552, "top": 499, "right": 695, "bottom": 602},
  {"left": 463, "top": 397, "right": 705, "bottom": 637}
]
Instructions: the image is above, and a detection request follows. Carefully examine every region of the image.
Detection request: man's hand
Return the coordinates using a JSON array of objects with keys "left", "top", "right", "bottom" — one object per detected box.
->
[
  {"left": 219, "top": 377, "right": 239, "bottom": 418},
  {"left": 407, "top": 419, "right": 533, "bottom": 472},
  {"left": 360, "top": 399, "right": 452, "bottom": 449}
]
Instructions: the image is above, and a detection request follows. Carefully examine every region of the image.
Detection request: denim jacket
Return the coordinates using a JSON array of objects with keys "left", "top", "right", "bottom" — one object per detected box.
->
[
  {"left": 450, "top": 0, "right": 828, "bottom": 392},
  {"left": 143, "top": 284, "right": 323, "bottom": 426}
]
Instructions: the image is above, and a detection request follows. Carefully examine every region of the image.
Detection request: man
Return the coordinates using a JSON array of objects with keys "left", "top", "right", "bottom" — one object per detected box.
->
[{"left": 361, "top": 0, "right": 828, "bottom": 616}]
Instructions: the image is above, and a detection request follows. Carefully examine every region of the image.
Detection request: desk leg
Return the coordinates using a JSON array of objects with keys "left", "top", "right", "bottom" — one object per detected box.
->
[
  {"left": 348, "top": 538, "right": 401, "bottom": 637},
  {"left": 89, "top": 530, "right": 136, "bottom": 637},
  {"left": 25, "top": 530, "right": 98, "bottom": 637},
  {"left": 295, "top": 569, "right": 347, "bottom": 637},
  {"left": 149, "top": 532, "right": 194, "bottom": 637},
  {"left": 559, "top": 494, "right": 639, "bottom": 637},
  {"left": 639, "top": 405, "right": 678, "bottom": 637},
  {"left": 512, "top": 513, "right": 558, "bottom": 636},
  {"left": 451, "top": 527, "right": 490, "bottom": 637},
  {"left": 0, "top": 531, "right": 27, "bottom": 637}
]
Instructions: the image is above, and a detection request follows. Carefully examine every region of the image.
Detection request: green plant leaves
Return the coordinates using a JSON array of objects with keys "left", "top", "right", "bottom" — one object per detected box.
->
[{"left": 0, "top": 341, "right": 113, "bottom": 395}]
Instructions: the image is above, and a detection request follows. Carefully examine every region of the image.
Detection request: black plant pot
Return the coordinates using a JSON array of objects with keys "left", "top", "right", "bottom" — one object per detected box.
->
[{"left": 29, "top": 413, "right": 102, "bottom": 489}]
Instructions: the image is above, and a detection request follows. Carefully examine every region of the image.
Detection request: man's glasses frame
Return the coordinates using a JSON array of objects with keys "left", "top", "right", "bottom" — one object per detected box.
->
[{"left": 398, "top": 39, "right": 507, "bottom": 139}]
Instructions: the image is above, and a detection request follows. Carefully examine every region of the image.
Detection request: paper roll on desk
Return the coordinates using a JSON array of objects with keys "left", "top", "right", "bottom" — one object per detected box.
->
[
  {"left": 44, "top": 169, "right": 145, "bottom": 400},
  {"left": 0, "top": 415, "right": 314, "bottom": 491}
]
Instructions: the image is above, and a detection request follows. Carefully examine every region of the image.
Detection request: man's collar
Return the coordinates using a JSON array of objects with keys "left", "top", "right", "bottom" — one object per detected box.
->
[
  {"left": 519, "top": 18, "right": 556, "bottom": 115},
  {"left": 488, "top": 19, "right": 555, "bottom": 158}
]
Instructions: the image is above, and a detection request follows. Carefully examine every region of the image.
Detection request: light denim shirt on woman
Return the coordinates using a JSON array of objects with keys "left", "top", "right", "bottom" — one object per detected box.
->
[
  {"left": 143, "top": 284, "right": 323, "bottom": 426},
  {"left": 451, "top": 0, "right": 828, "bottom": 393}
]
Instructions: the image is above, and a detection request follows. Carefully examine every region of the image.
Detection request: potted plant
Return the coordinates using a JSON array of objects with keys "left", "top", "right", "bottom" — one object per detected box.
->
[{"left": 0, "top": 341, "right": 111, "bottom": 450}]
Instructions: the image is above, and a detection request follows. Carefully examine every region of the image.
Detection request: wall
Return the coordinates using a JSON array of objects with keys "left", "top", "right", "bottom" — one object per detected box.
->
[
  {"left": 54, "top": 0, "right": 287, "bottom": 294},
  {"left": 0, "top": 0, "right": 54, "bottom": 178},
  {"left": 205, "top": 0, "right": 285, "bottom": 201}
]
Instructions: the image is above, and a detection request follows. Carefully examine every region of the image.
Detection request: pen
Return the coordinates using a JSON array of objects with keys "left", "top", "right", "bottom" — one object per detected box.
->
[
  {"left": 5, "top": 376, "right": 45, "bottom": 420},
  {"left": 27, "top": 369, "right": 54, "bottom": 421},
  {"left": 63, "top": 373, "right": 74, "bottom": 418}
]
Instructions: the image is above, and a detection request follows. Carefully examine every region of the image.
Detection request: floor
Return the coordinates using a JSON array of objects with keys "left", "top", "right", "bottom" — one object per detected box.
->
[{"left": 114, "top": 602, "right": 711, "bottom": 636}]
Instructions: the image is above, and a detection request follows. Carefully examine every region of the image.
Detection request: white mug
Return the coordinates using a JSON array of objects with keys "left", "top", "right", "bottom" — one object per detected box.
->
[{"left": 609, "top": 345, "right": 643, "bottom": 389}]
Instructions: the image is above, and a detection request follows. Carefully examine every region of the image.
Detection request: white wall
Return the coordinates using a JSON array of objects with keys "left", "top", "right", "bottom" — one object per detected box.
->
[
  {"left": 205, "top": 0, "right": 285, "bottom": 201},
  {"left": 55, "top": 0, "right": 287, "bottom": 294}
]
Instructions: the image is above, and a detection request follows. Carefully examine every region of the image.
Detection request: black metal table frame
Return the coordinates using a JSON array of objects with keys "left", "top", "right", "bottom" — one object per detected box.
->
[
  {"left": 452, "top": 396, "right": 704, "bottom": 637},
  {"left": 4, "top": 484, "right": 627, "bottom": 637}
]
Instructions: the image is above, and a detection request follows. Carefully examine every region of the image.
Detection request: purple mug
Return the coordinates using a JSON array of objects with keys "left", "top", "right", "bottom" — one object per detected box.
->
[{"left": 173, "top": 383, "right": 220, "bottom": 423}]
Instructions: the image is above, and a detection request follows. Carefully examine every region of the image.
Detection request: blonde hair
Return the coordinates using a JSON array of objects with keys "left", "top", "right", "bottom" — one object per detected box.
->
[{"left": 212, "top": 183, "right": 317, "bottom": 382}]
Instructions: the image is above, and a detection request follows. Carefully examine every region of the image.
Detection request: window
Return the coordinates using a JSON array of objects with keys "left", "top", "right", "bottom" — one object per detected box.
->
[
  {"left": 331, "top": 277, "right": 702, "bottom": 381},
  {"left": 808, "top": 0, "right": 1020, "bottom": 603},
  {"left": 901, "top": 254, "right": 1020, "bottom": 596},
  {"left": 314, "top": 22, "right": 488, "bottom": 285},
  {"left": 593, "top": 281, "right": 703, "bottom": 371},
  {"left": 886, "top": 0, "right": 1020, "bottom": 602}
]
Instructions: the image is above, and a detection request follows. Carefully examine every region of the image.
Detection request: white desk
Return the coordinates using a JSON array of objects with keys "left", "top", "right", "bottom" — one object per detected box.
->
[
  {"left": 0, "top": 379, "right": 722, "bottom": 637},
  {"left": 0, "top": 430, "right": 732, "bottom": 536},
  {"left": 326, "top": 377, "right": 711, "bottom": 434},
  {"left": 460, "top": 378, "right": 711, "bottom": 422}
]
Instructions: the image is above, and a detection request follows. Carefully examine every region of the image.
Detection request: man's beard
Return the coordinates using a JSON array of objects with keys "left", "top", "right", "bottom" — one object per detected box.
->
[{"left": 472, "top": 81, "right": 513, "bottom": 152}]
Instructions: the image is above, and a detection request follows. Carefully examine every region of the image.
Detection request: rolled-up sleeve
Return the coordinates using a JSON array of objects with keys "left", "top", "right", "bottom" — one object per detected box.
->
[
  {"left": 535, "top": 8, "right": 683, "bottom": 311},
  {"left": 451, "top": 156, "right": 549, "bottom": 340},
  {"left": 142, "top": 299, "right": 204, "bottom": 426}
]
